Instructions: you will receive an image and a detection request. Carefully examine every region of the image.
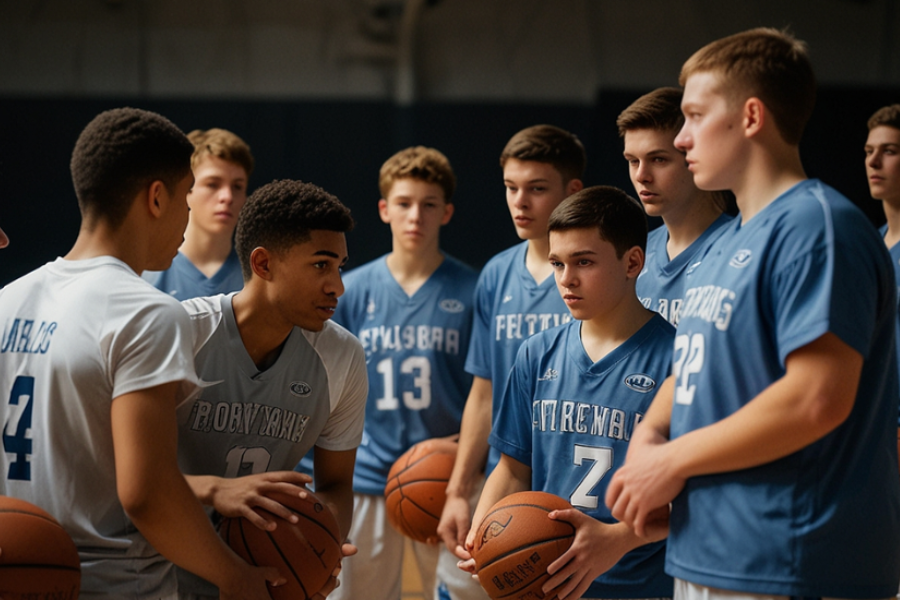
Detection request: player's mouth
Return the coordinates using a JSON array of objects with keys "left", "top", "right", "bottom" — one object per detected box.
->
[
  {"left": 514, "top": 215, "right": 533, "bottom": 227},
  {"left": 639, "top": 190, "right": 658, "bottom": 201},
  {"left": 562, "top": 294, "right": 582, "bottom": 305}
]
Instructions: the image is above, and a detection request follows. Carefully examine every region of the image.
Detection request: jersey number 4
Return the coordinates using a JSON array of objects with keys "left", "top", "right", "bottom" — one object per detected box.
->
[{"left": 4, "top": 375, "right": 34, "bottom": 481}]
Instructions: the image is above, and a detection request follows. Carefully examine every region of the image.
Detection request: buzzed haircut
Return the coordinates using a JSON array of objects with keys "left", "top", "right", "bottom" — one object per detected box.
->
[
  {"left": 70, "top": 107, "right": 193, "bottom": 228},
  {"left": 235, "top": 179, "right": 354, "bottom": 281},
  {"left": 188, "top": 128, "right": 255, "bottom": 178},
  {"left": 379, "top": 146, "right": 456, "bottom": 202},
  {"left": 500, "top": 125, "right": 587, "bottom": 184},
  {"left": 868, "top": 105, "right": 900, "bottom": 131},
  {"left": 617, "top": 87, "right": 685, "bottom": 136},
  {"left": 679, "top": 27, "right": 816, "bottom": 146},
  {"left": 549, "top": 185, "right": 647, "bottom": 258}
]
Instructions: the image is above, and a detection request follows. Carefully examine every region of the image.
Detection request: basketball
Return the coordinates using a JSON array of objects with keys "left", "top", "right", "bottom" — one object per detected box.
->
[
  {"left": 219, "top": 490, "right": 342, "bottom": 600},
  {"left": 384, "top": 437, "right": 457, "bottom": 543},
  {"left": 470, "top": 491, "right": 576, "bottom": 600},
  {"left": 0, "top": 495, "right": 81, "bottom": 599}
]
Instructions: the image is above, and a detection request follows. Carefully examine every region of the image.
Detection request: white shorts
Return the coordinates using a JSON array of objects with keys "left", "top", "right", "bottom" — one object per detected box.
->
[{"left": 675, "top": 577, "right": 892, "bottom": 600}]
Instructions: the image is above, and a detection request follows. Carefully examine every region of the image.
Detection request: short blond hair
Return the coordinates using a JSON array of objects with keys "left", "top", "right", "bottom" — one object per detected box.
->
[
  {"left": 868, "top": 105, "right": 900, "bottom": 131},
  {"left": 679, "top": 28, "right": 816, "bottom": 146},
  {"left": 379, "top": 146, "right": 456, "bottom": 202},
  {"left": 187, "top": 128, "right": 254, "bottom": 178}
]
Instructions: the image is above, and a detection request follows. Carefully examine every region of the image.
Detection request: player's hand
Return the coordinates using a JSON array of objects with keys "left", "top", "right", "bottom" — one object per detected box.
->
[
  {"left": 437, "top": 493, "right": 472, "bottom": 559},
  {"left": 218, "top": 562, "right": 285, "bottom": 600},
  {"left": 310, "top": 542, "right": 358, "bottom": 599},
  {"left": 210, "top": 471, "right": 314, "bottom": 531},
  {"left": 543, "top": 510, "right": 632, "bottom": 600},
  {"left": 605, "top": 427, "right": 683, "bottom": 538}
]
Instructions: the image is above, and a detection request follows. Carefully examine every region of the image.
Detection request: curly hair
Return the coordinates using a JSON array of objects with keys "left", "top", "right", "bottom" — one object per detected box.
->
[
  {"left": 500, "top": 124, "right": 586, "bottom": 184},
  {"left": 549, "top": 185, "right": 647, "bottom": 258},
  {"left": 70, "top": 107, "right": 193, "bottom": 228},
  {"left": 378, "top": 146, "right": 456, "bottom": 201},
  {"left": 235, "top": 179, "right": 354, "bottom": 280}
]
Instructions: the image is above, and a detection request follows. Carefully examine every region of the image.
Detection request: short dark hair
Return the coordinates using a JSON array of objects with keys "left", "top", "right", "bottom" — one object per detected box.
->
[
  {"left": 548, "top": 185, "right": 647, "bottom": 257},
  {"left": 70, "top": 107, "right": 193, "bottom": 228},
  {"left": 868, "top": 105, "right": 900, "bottom": 131},
  {"left": 617, "top": 87, "right": 685, "bottom": 136},
  {"left": 235, "top": 180, "right": 355, "bottom": 280},
  {"left": 500, "top": 125, "right": 586, "bottom": 184},
  {"left": 679, "top": 27, "right": 816, "bottom": 146},
  {"left": 188, "top": 128, "right": 255, "bottom": 178}
]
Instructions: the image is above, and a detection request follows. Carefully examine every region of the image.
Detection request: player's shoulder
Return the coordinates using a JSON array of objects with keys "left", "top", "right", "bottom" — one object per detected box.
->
[
  {"left": 520, "top": 319, "right": 576, "bottom": 355},
  {"left": 341, "top": 255, "right": 387, "bottom": 284},
  {"left": 647, "top": 223, "right": 670, "bottom": 246},
  {"left": 180, "top": 293, "right": 226, "bottom": 318},
  {"left": 303, "top": 319, "right": 365, "bottom": 356},
  {"left": 476, "top": 241, "right": 527, "bottom": 287},
  {"left": 441, "top": 253, "right": 479, "bottom": 277}
]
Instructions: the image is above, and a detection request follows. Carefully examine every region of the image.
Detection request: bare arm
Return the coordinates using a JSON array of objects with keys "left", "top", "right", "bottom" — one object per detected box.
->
[
  {"left": 437, "top": 375, "right": 493, "bottom": 557},
  {"left": 608, "top": 332, "right": 862, "bottom": 536},
  {"left": 111, "top": 382, "right": 282, "bottom": 599},
  {"left": 310, "top": 446, "right": 357, "bottom": 541}
]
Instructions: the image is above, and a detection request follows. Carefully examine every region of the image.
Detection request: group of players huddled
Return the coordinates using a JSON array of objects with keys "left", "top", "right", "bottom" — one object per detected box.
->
[{"left": 2, "top": 26, "right": 900, "bottom": 600}]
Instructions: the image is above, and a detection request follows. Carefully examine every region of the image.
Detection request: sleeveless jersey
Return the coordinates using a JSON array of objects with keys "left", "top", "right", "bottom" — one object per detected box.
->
[
  {"left": 668, "top": 180, "right": 900, "bottom": 597},
  {"left": 329, "top": 254, "right": 478, "bottom": 495},
  {"left": 636, "top": 213, "right": 733, "bottom": 325},
  {"left": 491, "top": 316, "right": 675, "bottom": 599},
  {"left": 176, "top": 293, "right": 367, "bottom": 595},
  {"left": 466, "top": 242, "right": 571, "bottom": 473},
  {"left": 143, "top": 249, "right": 244, "bottom": 301},
  {"left": 0, "top": 256, "right": 200, "bottom": 597}
]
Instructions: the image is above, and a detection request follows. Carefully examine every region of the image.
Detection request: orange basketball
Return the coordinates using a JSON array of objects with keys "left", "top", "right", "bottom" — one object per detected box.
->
[
  {"left": 219, "top": 490, "right": 342, "bottom": 600},
  {"left": 384, "top": 438, "right": 457, "bottom": 543},
  {"left": 0, "top": 495, "right": 81, "bottom": 599},
  {"left": 470, "top": 491, "right": 575, "bottom": 600}
]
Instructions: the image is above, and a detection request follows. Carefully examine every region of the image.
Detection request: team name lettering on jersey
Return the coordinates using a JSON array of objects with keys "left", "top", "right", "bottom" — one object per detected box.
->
[
  {"left": 494, "top": 313, "right": 571, "bottom": 341},
  {"left": 680, "top": 285, "right": 735, "bottom": 331},
  {"left": 187, "top": 400, "right": 311, "bottom": 443},
  {"left": 639, "top": 297, "right": 683, "bottom": 326},
  {"left": 357, "top": 325, "right": 460, "bottom": 355},
  {"left": 532, "top": 399, "right": 643, "bottom": 442},
  {"left": 1, "top": 319, "right": 57, "bottom": 354}
]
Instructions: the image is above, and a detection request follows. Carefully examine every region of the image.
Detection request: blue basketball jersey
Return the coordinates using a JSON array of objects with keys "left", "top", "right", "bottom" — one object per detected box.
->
[
  {"left": 330, "top": 254, "right": 478, "bottom": 495},
  {"left": 636, "top": 213, "right": 733, "bottom": 325},
  {"left": 143, "top": 249, "right": 244, "bottom": 301},
  {"left": 669, "top": 180, "right": 900, "bottom": 597},
  {"left": 467, "top": 242, "right": 571, "bottom": 474},
  {"left": 880, "top": 223, "right": 900, "bottom": 426},
  {"left": 491, "top": 315, "right": 675, "bottom": 599}
]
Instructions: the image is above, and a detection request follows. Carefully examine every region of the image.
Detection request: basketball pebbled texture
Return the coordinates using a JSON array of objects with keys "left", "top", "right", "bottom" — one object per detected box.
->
[
  {"left": 384, "top": 437, "right": 457, "bottom": 543},
  {"left": 471, "top": 491, "right": 576, "bottom": 600},
  {"left": 0, "top": 495, "right": 81, "bottom": 599},
  {"left": 219, "top": 490, "right": 342, "bottom": 600}
]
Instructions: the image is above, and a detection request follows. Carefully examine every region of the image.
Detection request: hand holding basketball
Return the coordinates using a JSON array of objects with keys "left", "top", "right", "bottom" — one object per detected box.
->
[{"left": 198, "top": 470, "right": 314, "bottom": 531}]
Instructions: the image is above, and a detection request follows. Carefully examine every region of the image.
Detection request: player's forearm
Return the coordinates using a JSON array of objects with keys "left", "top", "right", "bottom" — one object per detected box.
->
[
  {"left": 184, "top": 474, "right": 223, "bottom": 507},
  {"left": 312, "top": 481, "right": 354, "bottom": 540},
  {"left": 446, "top": 376, "right": 493, "bottom": 500},
  {"left": 667, "top": 332, "right": 861, "bottom": 479}
]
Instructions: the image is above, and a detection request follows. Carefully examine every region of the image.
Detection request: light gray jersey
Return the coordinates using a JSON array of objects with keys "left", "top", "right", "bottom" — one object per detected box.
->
[
  {"left": 176, "top": 293, "right": 367, "bottom": 596},
  {"left": 0, "top": 256, "right": 201, "bottom": 598}
]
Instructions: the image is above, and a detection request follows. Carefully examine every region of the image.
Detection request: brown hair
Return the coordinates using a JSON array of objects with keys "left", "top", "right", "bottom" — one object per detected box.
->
[
  {"left": 868, "top": 105, "right": 900, "bottom": 131},
  {"left": 679, "top": 27, "right": 816, "bottom": 146},
  {"left": 548, "top": 185, "right": 647, "bottom": 258},
  {"left": 617, "top": 87, "right": 685, "bottom": 136},
  {"left": 500, "top": 125, "right": 586, "bottom": 184},
  {"left": 188, "top": 128, "right": 255, "bottom": 178},
  {"left": 378, "top": 146, "right": 456, "bottom": 201}
]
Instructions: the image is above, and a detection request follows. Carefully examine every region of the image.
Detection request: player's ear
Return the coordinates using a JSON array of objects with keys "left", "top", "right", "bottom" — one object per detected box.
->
[
  {"left": 440, "top": 201, "right": 455, "bottom": 225},
  {"left": 565, "top": 178, "right": 584, "bottom": 197},
  {"left": 249, "top": 247, "right": 274, "bottom": 280},
  {"left": 378, "top": 199, "right": 390, "bottom": 224},
  {"left": 146, "top": 180, "right": 166, "bottom": 218},
  {"left": 624, "top": 245, "right": 644, "bottom": 279},
  {"left": 743, "top": 97, "right": 765, "bottom": 139}
]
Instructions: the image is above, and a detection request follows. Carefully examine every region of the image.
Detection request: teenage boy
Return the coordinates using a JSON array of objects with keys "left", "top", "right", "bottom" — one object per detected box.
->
[
  {"left": 864, "top": 105, "right": 900, "bottom": 468},
  {"left": 438, "top": 125, "right": 584, "bottom": 561},
  {"left": 606, "top": 28, "right": 900, "bottom": 600},
  {"left": 176, "top": 179, "right": 366, "bottom": 599},
  {"left": 0, "top": 108, "right": 278, "bottom": 598},
  {"left": 326, "top": 147, "right": 484, "bottom": 600},
  {"left": 145, "top": 128, "right": 253, "bottom": 300},
  {"left": 618, "top": 87, "right": 733, "bottom": 325},
  {"left": 460, "top": 186, "right": 673, "bottom": 600}
]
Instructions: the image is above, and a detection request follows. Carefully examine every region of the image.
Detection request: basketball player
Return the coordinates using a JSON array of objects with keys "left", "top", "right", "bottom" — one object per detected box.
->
[
  {"left": 175, "top": 179, "right": 366, "bottom": 599},
  {"left": 144, "top": 128, "right": 253, "bottom": 299},
  {"left": 864, "top": 104, "right": 900, "bottom": 471},
  {"left": 0, "top": 108, "right": 279, "bottom": 598},
  {"left": 438, "top": 125, "right": 584, "bottom": 563},
  {"left": 617, "top": 87, "right": 733, "bottom": 325},
  {"left": 607, "top": 28, "right": 900, "bottom": 599},
  {"left": 322, "top": 147, "right": 485, "bottom": 600}
]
